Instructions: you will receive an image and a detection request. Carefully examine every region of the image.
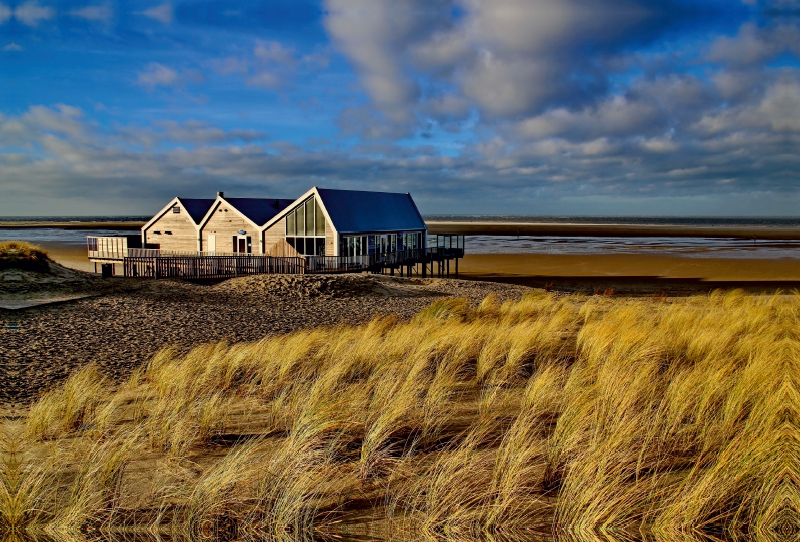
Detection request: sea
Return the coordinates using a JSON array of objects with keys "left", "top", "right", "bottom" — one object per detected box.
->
[{"left": 2, "top": 215, "right": 799, "bottom": 259}]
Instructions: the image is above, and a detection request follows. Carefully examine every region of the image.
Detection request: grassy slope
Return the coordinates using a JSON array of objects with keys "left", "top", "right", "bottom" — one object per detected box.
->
[
  {"left": 0, "top": 241, "right": 49, "bottom": 272},
  {"left": 2, "top": 290, "right": 798, "bottom": 541}
]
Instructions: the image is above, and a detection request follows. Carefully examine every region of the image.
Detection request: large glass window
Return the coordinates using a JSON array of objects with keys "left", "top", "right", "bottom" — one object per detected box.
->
[
  {"left": 315, "top": 202, "right": 325, "bottom": 236},
  {"left": 305, "top": 199, "right": 314, "bottom": 234},
  {"left": 284, "top": 197, "right": 327, "bottom": 256},
  {"left": 297, "top": 205, "right": 305, "bottom": 236}
]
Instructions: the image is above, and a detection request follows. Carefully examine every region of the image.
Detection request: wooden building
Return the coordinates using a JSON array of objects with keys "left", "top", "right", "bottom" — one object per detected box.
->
[{"left": 141, "top": 187, "right": 428, "bottom": 257}]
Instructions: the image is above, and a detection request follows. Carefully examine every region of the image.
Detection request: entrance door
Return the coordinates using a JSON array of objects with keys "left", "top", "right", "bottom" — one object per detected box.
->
[
  {"left": 238, "top": 238, "right": 246, "bottom": 253},
  {"left": 207, "top": 235, "right": 216, "bottom": 253}
]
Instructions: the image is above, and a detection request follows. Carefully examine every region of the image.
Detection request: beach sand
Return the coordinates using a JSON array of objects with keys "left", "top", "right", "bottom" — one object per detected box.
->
[
  {"left": 457, "top": 253, "right": 800, "bottom": 294},
  {"left": 36, "top": 242, "right": 800, "bottom": 290},
  {"left": 427, "top": 221, "right": 800, "bottom": 240},
  {"left": 33, "top": 242, "right": 95, "bottom": 273}
]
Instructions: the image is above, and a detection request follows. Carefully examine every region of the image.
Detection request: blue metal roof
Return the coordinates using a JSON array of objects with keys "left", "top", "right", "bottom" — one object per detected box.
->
[
  {"left": 225, "top": 198, "right": 295, "bottom": 226},
  {"left": 177, "top": 198, "right": 215, "bottom": 225},
  {"left": 316, "top": 188, "right": 426, "bottom": 233}
]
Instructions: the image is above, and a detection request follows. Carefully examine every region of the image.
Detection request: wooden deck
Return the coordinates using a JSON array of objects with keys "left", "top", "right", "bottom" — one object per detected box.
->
[{"left": 121, "top": 246, "right": 464, "bottom": 280}]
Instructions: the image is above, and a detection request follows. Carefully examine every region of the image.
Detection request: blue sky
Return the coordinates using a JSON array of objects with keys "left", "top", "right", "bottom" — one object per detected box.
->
[{"left": 1, "top": 0, "right": 799, "bottom": 216}]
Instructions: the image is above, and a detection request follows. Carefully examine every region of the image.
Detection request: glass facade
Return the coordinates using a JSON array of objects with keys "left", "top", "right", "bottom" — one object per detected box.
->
[
  {"left": 285, "top": 197, "right": 326, "bottom": 256},
  {"left": 340, "top": 231, "right": 423, "bottom": 257}
]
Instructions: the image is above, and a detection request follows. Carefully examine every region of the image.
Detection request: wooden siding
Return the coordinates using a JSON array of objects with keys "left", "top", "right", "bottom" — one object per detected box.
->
[
  {"left": 325, "top": 220, "right": 337, "bottom": 256},
  {"left": 143, "top": 208, "right": 199, "bottom": 251},
  {"left": 263, "top": 217, "right": 285, "bottom": 254},
  {"left": 265, "top": 239, "right": 303, "bottom": 258},
  {"left": 202, "top": 207, "right": 257, "bottom": 253}
]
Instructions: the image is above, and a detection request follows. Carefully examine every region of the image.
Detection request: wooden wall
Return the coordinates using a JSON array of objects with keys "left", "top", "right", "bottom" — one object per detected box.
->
[
  {"left": 325, "top": 220, "right": 337, "bottom": 256},
  {"left": 263, "top": 217, "right": 285, "bottom": 254},
  {"left": 144, "top": 207, "right": 199, "bottom": 251},
  {"left": 201, "top": 206, "right": 257, "bottom": 253}
]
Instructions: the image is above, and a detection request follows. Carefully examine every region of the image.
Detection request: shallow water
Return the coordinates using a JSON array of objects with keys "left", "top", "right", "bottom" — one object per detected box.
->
[
  {"left": 463, "top": 235, "right": 800, "bottom": 259},
  {"left": 2, "top": 227, "right": 800, "bottom": 260}
]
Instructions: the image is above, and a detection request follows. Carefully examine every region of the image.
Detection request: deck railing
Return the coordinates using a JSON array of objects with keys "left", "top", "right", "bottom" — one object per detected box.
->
[
  {"left": 124, "top": 255, "right": 305, "bottom": 279},
  {"left": 111, "top": 236, "right": 464, "bottom": 279},
  {"left": 127, "top": 248, "right": 240, "bottom": 258}
]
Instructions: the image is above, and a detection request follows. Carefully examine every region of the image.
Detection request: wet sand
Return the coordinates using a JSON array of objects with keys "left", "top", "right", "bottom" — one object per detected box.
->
[
  {"left": 427, "top": 221, "right": 800, "bottom": 240},
  {"left": 458, "top": 253, "right": 800, "bottom": 294},
  {"left": 32, "top": 243, "right": 96, "bottom": 273},
  {"left": 31, "top": 242, "right": 800, "bottom": 291}
]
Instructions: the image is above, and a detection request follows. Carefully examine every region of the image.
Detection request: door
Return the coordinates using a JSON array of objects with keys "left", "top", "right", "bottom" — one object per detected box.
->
[
  {"left": 238, "top": 238, "right": 246, "bottom": 253},
  {"left": 207, "top": 235, "right": 216, "bottom": 254}
]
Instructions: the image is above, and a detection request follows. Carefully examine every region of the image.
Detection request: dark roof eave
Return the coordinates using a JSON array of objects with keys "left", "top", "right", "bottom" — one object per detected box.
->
[{"left": 336, "top": 227, "right": 428, "bottom": 235}]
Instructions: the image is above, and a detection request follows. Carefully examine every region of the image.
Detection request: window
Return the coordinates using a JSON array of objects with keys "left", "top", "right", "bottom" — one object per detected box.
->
[
  {"left": 153, "top": 231, "right": 161, "bottom": 235},
  {"left": 164, "top": 231, "right": 172, "bottom": 235},
  {"left": 297, "top": 205, "right": 305, "bottom": 236},
  {"left": 315, "top": 202, "right": 325, "bottom": 236},
  {"left": 284, "top": 197, "right": 326, "bottom": 255},
  {"left": 172, "top": 206, "right": 180, "bottom": 213}
]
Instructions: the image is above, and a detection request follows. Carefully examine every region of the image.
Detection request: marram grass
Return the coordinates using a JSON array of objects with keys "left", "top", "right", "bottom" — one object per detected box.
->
[
  {"left": 0, "top": 241, "right": 49, "bottom": 272},
  {"left": 2, "top": 290, "right": 799, "bottom": 542}
]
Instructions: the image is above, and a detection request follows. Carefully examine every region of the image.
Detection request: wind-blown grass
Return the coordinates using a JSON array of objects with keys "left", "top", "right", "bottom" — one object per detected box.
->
[
  {"left": 2, "top": 289, "right": 797, "bottom": 541},
  {"left": 0, "top": 241, "right": 49, "bottom": 272}
]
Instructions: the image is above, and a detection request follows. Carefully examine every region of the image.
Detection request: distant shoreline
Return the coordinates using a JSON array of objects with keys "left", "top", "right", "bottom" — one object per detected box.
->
[
  {"left": 0, "top": 221, "right": 144, "bottom": 230},
  {"left": 3, "top": 220, "right": 800, "bottom": 240},
  {"left": 427, "top": 221, "right": 800, "bottom": 240}
]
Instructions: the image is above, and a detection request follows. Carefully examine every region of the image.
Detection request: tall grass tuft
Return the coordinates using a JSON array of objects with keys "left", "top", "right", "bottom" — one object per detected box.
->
[{"left": 0, "top": 241, "right": 49, "bottom": 272}]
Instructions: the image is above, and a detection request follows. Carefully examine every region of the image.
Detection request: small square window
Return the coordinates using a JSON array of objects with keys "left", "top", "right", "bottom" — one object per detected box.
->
[{"left": 172, "top": 206, "right": 180, "bottom": 213}]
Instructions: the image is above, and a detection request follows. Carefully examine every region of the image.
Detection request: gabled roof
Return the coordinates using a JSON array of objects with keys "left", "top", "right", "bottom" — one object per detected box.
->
[
  {"left": 224, "top": 198, "right": 295, "bottom": 227},
  {"left": 177, "top": 198, "right": 215, "bottom": 225},
  {"left": 316, "top": 188, "right": 426, "bottom": 233}
]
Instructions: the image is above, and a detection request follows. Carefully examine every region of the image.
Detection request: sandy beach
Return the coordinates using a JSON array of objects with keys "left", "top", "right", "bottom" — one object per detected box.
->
[
  {"left": 459, "top": 254, "right": 800, "bottom": 287},
  {"left": 1, "top": 261, "right": 532, "bottom": 406},
  {"left": 36, "top": 240, "right": 800, "bottom": 291},
  {"left": 427, "top": 221, "right": 800, "bottom": 239}
]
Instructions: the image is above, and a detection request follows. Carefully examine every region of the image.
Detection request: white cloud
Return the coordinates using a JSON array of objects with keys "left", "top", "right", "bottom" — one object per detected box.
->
[
  {"left": 0, "top": 4, "right": 11, "bottom": 24},
  {"left": 2, "top": 100, "right": 799, "bottom": 216},
  {"left": 758, "top": 79, "right": 800, "bottom": 132},
  {"left": 211, "top": 56, "right": 250, "bottom": 75},
  {"left": 69, "top": 4, "right": 113, "bottom": 22},
  {"left": 141, "top": 2, "right": 172, "bottom": 24},
  {"left": 324, "top": 0, "right": 652, "bottom": 128},
  {"left": 14, "top": 1, "right": 55, "bottom": 27},
  {"left": 136, "top": 63, "right": 180, "bottom": 89},
  {"left": 3, "top": 42, "right": 24, "bottom": 51},
  {"left": 254, "top": 40, "right": 296, "bottom": 66},
  {"left": 246, "top": 71, "right": 283, "bottom": 90},
  {"left": 324, "top": 0, "right": 428, "bottom": 123},
  {"left": 517, "top": 96, "right": 661, "bottom": 140}
]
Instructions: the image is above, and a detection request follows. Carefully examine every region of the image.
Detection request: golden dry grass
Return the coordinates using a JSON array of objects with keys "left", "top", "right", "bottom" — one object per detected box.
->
[
  {"left": 2, "top": 289, "right": 798, "bottom": 542},
  {"left": 0, "top": 241, "right": 49, "bottom": 272}
]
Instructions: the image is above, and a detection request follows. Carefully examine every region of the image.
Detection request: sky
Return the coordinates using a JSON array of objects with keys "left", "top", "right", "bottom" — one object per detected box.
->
[{"left": 1, "top": 0, "right": 799, "bottom": 216}]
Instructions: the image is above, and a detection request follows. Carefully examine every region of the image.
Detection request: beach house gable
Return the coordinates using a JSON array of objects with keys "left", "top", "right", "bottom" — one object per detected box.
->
[
  {"left": 142, "top": 197, "right": 213, "bottom": 251},
  {"left": 260, "top": 187, "right": 427, "bottom": 257},
  {"left": 261, "top": 188, "right": 334, "bottom": 257},
  {"left": 199, "top": 194, "right": 294, "bottom": 254}
]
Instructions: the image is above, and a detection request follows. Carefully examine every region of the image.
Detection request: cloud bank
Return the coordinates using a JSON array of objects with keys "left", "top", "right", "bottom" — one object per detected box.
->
[{"left": 0, "top": 0, "right": 798, "bottom": 215}]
